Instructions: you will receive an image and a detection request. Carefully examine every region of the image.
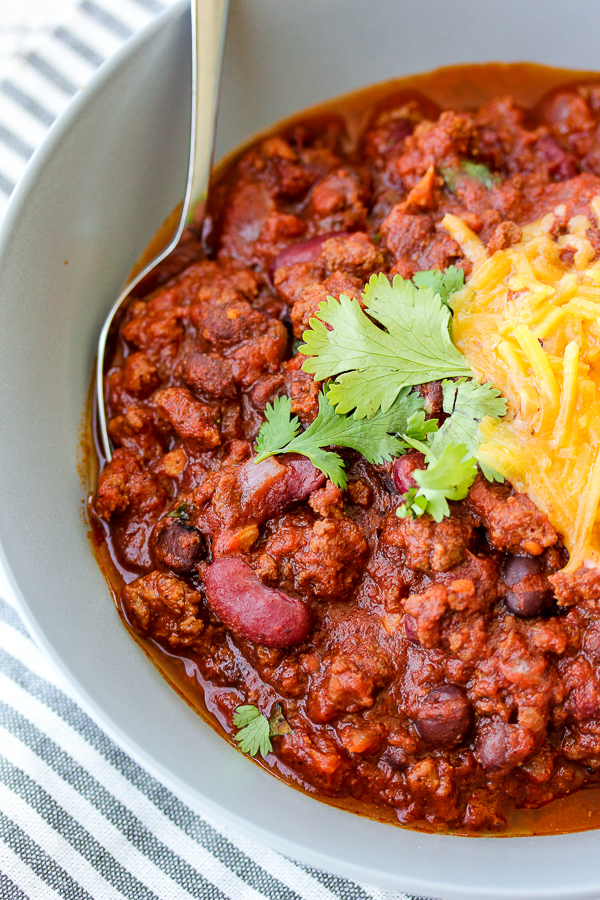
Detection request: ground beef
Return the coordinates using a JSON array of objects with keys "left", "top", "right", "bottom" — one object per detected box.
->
[
  {"left": 381, "top": 511, "right": 474, "bottom": 573},
  {"left": 293, "top": 514, "right": 369, "bottom": 600},
  {"left": 467, "top": 475, "right": 558, "bottom": 555},
  {"left": 122, "top": 571, "right": 204, "bottom": 648},
  {"left": 92, "top": 75, "right": 600, "bottom": 834}
]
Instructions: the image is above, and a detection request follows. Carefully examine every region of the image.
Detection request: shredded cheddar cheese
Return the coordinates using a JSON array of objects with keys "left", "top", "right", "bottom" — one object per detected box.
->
[
  {"left": 442, "top": 214, "right": 488, "bottom": 266},
  {"left": 448, "top": 202, "right": 600, "bottom": 572}
]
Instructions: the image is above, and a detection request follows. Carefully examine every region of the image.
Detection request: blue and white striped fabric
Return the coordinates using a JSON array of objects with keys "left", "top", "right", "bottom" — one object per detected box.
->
[
  {"left": 0, "top": 0, "right": 168, "bottom": 214},
  {"left": 0, "top": 591, "right": 420, "bottom": 900},
  {"left": 0, "top": 2, "right": 426, "bottom": 897}
]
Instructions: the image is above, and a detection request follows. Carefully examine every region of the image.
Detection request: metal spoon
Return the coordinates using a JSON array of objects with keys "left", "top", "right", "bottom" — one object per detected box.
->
[{"left": 96, "top": 0, "right": 229, "bottom": 461}]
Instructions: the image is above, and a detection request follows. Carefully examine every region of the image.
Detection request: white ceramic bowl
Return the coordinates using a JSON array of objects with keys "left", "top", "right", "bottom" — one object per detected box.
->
[{"left": 3, "top": 2, "right": 600, "bottom": 897}]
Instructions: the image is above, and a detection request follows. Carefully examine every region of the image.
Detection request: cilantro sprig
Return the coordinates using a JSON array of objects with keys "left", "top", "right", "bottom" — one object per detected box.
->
[
  {"left": 300, "top": 272, "right": 471, "bottom": 418},
  {"left": 233, "top": 703, "right": 292, "bottom": 758},
  {"left": 397, "top": 380, "right": 506, "bottom": 520},
  {"left": 255, "top": 266, "right": 507, "bottom": 520},
  {"left": 255, "top": 389, "right": 429, "bottom": 489},
  {"left": 397, "top": 440, "right": 478, "bottom": 523}
]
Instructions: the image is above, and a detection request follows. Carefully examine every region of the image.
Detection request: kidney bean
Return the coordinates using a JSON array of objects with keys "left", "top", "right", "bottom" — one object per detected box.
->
[
  {"left": 280, "top": 454, "right": 326, "bottom": 498},
  {"left": 203, "top": 557, "right": 311, "bottom": 647},
  {"left": 404, "top": 615, "right": 419, "bottom": 643},
  {"left": 152, "top": 518, "right": 207, "bottom": 575},
  {"left": 503, "top": 554, "right": 542, "bottom": 586},
  {"left": 392, "top": 452, "right": 426, "bottom": 494},
  {"left": 414, "top": 685, "right": 472, "bottom": 748},
  {"left": 271, "top": 231, "right": 349, "bottom": 273},
  {"left": 535, "top": 134, "right": 579, "bottom": 180},
  {"left": 239, "top": 454, "right": 325, "bottom": 519}
]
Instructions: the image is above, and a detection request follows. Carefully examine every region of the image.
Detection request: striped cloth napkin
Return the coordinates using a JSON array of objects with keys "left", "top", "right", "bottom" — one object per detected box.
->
[{"left": 0, "top": 1, "right": 428, "bottom": 897}]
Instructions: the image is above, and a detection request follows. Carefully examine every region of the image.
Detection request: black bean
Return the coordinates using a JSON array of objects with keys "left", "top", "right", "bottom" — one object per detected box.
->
[
  {"left": 152, "top": 519, "right": 207, "bottom": 575},
  {"left": 414, "top": 685, "right": 472, "bottom": 748},
  {"left": 475, "top": 721, "right": 509, "bottom": 772},
  {"left": 392, "top": 452, "right": 426, "bottom": 494},
  {"left": 504, "top": 591, "right": 552, "bottom": 619},
  {"left": 503, "top": 554, "right": 542, "bottom": 586},
  {"left": 503, "top": 555, "right": 552, "bottom": 617},
  {"left": 504, "top": 574, "right": 553, "bottom": 618},
  {"left": 475, "top": 720, "right": 535, "bottom": 773}
]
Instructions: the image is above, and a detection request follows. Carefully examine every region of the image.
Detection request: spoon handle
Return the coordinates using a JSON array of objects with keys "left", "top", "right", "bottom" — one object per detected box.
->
[{"left": 186, "top": 0, "right": 230, "bottom": 226}]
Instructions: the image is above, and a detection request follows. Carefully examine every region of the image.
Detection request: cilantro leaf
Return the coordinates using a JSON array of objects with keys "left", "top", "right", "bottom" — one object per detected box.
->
[
  {"left": 233, "top": 703, "right": 292, "bottom": 757},
  {"left": 403, "top": 409, "right": 439, "bottom": 442},
  {"left": 396, "top": 486, "right": 428, "bottom": 520},
  {"left": 398, "top": 441, "right": 478, "bottom": 523},
  {"left": 439, "top": 165, "right": 459, "bottom": 192},
  {"left": 461, "top": 160, "right": 501, "bottom": 189},
  {"left": 443, "top": 378, "right": 507, "bottom": 423},
  {"left": 290, "top": 267, "right": 507, "bottom": 516},
  {"left": 233, "top": 705, "right": 272, "bottom": 757},
  {"left": 429, "top": 379, "right": 506, "bottom": 482},
  {"left": 254, "top": 397, "right": 301, "bottom": 460},
  {"left": 413, "top": 442, "right": 478, "bottom": 521},
  {"left": 301, "top": 273, "right": 471, "bottom": 418},
  {"left": 440, "top": 160, "right": 501, "bottom": 192},
  {"left": 292, "top": 391, "right": 411, "bottom": 469},
  {"left": 168, "top": 502, "right": 193, "bottom": 522},
  {"left": 359, "top": 385, "right": 425, "bottom": 433},
  {"left": 412, "top": 265, "right": 464, "bottom": 308},
  {"left": 254, "top": 389, "right": 426, "bottom": 489}
]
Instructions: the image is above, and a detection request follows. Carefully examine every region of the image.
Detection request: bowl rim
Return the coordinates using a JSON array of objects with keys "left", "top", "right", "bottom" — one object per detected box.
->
[{"left": 2, "top": 3, "right": 600, "bottom": 898}]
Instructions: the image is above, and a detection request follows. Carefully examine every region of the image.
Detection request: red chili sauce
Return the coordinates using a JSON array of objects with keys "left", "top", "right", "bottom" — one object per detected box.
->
[{"left": 90, "top": 64, "right": 600, "bottom": 834}]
